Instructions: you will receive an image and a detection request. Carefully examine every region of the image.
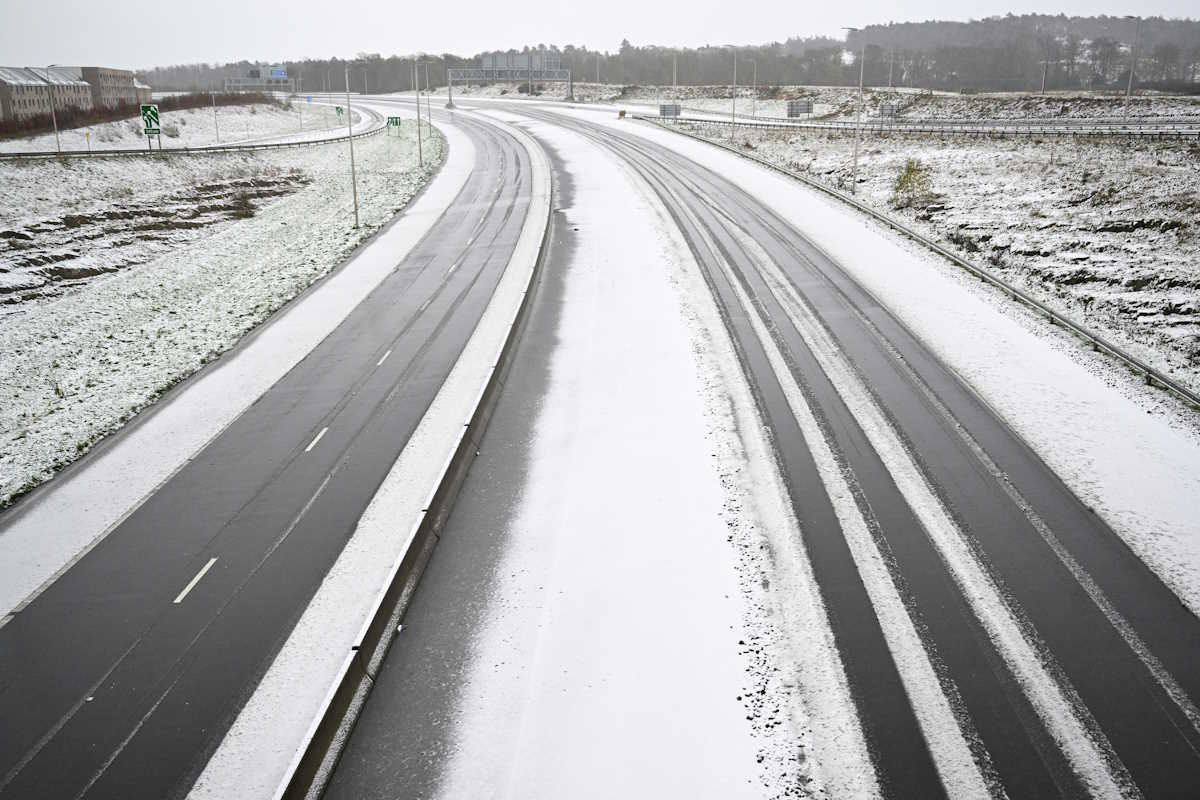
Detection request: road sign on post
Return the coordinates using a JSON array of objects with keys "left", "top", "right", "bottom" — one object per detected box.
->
[
  {"left": 659, "top": 103, "right": 681, "bottom": 117},
  {"left": 141, "top": 104, "right": 160, "bottom": 135},
  {"left": 787, "top": 100, "right": 814, "bottom": 117},
  {"left": 335, "top": 106, "right": 344, "bottom": 117}
]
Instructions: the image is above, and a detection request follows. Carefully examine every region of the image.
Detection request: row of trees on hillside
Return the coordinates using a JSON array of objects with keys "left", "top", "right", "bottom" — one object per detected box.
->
[
  {"left": 137, "top": 14, "right": 1200, "bottom": 94},
  {"left": 851, "top": 14, "right": 1200, "bottom": 90}
]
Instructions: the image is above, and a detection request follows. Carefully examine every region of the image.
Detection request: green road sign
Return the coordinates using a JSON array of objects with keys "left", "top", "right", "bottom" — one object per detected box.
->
[
  {"left": 387, "top": 116, "right": 403, "bottom": 126},
  {"left": 335, "top": 106, "right": 344, "bottom": 116},
  {"left": 141, "top": 103, "right": 160, "bottom": 135}
]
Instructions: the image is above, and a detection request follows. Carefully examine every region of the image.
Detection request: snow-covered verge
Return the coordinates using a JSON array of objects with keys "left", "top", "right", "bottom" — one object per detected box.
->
[
  {"left": 0, "top": 120, "right": 443, "bottom": 509},
  {"left": 554, "top": 104, "right": 1200, "bottom": 619},
  {"left": 188, "top": 113, "right": 544, "bottom": 800},
  {"left": 0, "top": 102, "right": 356, "bottom": 153},
  {"left": 677, "top": 120, "right": 1200, "bottom": 392},
  {"left": 432, "top": 110, "right": 819, "bottom": 799}
]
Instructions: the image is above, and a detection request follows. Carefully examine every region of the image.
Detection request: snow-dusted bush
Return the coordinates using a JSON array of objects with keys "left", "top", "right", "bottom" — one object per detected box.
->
[{"left": 890, "top": 158, "right": 933, "bottom": 208}]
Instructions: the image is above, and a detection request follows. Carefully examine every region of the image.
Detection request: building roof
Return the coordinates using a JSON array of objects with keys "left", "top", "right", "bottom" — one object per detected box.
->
[{"left": 0, "top": 66, "right": 90, "bottom": 88}]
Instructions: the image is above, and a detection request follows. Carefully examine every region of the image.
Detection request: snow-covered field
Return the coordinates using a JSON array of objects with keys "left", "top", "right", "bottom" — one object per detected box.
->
[
  {"left": 675, "top": 120, "right": 1200, "bottom": 391},
  {"left": 0, "top": 120, "right": 442, "bottom": 507},
  {"left": 0, "top": 101, "right": 357, "bottom": 153}
]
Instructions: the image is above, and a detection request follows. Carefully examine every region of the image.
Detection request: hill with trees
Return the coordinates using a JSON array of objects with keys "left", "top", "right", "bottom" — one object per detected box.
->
[{"left": 137, "top": 14, "right": 1200, "bottom": 95}]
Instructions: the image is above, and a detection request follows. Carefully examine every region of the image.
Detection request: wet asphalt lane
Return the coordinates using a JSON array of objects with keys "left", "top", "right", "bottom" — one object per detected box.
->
[{"left": 0, "top": 113, "right": 532, "bottom": 800}]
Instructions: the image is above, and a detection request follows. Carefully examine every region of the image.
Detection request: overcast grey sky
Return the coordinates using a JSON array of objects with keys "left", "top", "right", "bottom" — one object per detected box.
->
[{"left": 1, "top": 0, "right": 1195, "bottom": 70}]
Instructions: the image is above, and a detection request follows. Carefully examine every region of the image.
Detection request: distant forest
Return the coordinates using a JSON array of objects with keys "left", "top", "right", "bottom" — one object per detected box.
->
[{"left": 139, "top": 14, "right": 1200, "bottom": 94}]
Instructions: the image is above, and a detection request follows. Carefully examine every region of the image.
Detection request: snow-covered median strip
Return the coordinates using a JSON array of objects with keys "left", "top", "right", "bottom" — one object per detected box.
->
[
  {"left": 188, "top": 113, "right": 551, "bottom": 800},
  {"left": 431, "top": 110, "right": 770, "bottom": 798},
  {"left": 0, "top": 110, "right": 453, "bottom": 618}
]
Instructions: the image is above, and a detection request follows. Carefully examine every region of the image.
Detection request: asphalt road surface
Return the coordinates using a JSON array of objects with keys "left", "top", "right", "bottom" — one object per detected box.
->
[
  {"left": 0, "top": 111, "right": 533, "bottom": 800},
  {"left": 325, "top": 103, "right": 1200, "bottom": 799},
  {"left": 4, "top": 97, "right": 1199, "bottom": 800}
]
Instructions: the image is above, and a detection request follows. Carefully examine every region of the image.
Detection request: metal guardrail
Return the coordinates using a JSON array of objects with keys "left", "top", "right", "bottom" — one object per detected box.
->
[
  {"left": 642, "top": 117, "right": 1200, "bottom": 411},
  {"left": 656, "top": 112, "right": 1200, "bottom": 140},
  {"left": 0, "top": 109, "right": 388, "bottom": 161}
]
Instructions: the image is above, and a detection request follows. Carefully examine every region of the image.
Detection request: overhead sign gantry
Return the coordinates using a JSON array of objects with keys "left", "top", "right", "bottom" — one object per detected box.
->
[{"left": 446, "top": 52, "right": 573, "bottom": 107}]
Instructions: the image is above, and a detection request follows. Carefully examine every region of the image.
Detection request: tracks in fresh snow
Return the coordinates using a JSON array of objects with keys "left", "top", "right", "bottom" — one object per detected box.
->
[{"left": 510, "top": 106, "right": 1200, "bottom": 799}]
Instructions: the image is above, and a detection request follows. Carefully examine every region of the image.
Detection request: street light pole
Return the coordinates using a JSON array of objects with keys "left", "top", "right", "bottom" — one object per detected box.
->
[
  {"left": 423, "top": 62, "right": 432, "bottom": 137},
  {"left": 33, "top": 67, "right": 62, "bottom": 152},
  {"left": 749, "top": 58, "right": 757, "bottom": 117},
  {"left": 344, "top": 66, "right": 360, "bottom": 229},
  {"left": 732, "top": 51, "right": 737, "bottom": 124},
  {"left": 212, "top": 89, "right": 220, "bottom": 142},
  {"left": 413, "top": 62, "right": 423, "bottom": 167},
  {"left": 843, "top": 27, "right": 865, "bottom": 194},
  {"left": 1124, "top": 15, "right": 1140, "bottom": 120}
]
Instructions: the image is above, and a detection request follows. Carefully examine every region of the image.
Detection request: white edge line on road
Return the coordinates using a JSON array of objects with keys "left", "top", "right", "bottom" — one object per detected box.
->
[
  {"left": 304, "top": 427, "right": 328, "bottom": 453},
  {"left": 190, "top": 108, "right": 549, "bottom": 800},
  {"left": 689, "top": 190, "right": 988, "bottom": 798},
  {"left": 740, "top": 222, "right": 1135, "bottom": 799},
  {"left": 375, "top": 349, "right": 392, "bottom": 367},
  {"left": 173, "top": 557, "right": 218, "bottom": 605}
]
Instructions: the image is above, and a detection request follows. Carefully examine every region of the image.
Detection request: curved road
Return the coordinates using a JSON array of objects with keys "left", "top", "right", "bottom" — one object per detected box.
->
[
  {"left": 3, "top": 95, "right": 1199, "bottom": 800},
  {"left": 325, "top": 102, "right": 1200, "bottom": 799},
  {"left": 0, "top": 111, "right": 533, "bottom": 800}
]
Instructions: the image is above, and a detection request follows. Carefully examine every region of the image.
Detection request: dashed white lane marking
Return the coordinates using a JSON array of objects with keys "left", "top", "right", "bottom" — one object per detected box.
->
[
  {"left": 376, "top": 349, "right": 392, "bottom": 367},
  {"left": 446, "top": 261, "right": 459, "bottom": 277},
  {"left": 418, "top": 298, "right": 432, "bottom": 313},
  {"left": 304, "top": 427, "right": 328, "bottom": 453},
  {"left": 173, "top": 557, "right": 218, "bottom": 604}
]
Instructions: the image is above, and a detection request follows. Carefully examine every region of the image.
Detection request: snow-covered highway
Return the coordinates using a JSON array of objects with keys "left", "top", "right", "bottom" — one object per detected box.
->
[
  {"left": 319, "top": 98, "right": 1200, "bottom": 799},
  {"left": 1, "top": 91, "right": 1199, "bottom": 800}
]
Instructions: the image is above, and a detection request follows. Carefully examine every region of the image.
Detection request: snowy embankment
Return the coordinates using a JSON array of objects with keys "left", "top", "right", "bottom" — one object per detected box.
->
[
  {"left": 678, "top": 121, "right": 1200, "bottom": 392},
  {"left": 569, "top": 107, "right": 1200, "bottom": 616},
  {"left": 0, "top": 102, "right": 357, "bottom": 153},
  {"left": 0, "top": 119, "right": 443, "bottom": 508}
]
